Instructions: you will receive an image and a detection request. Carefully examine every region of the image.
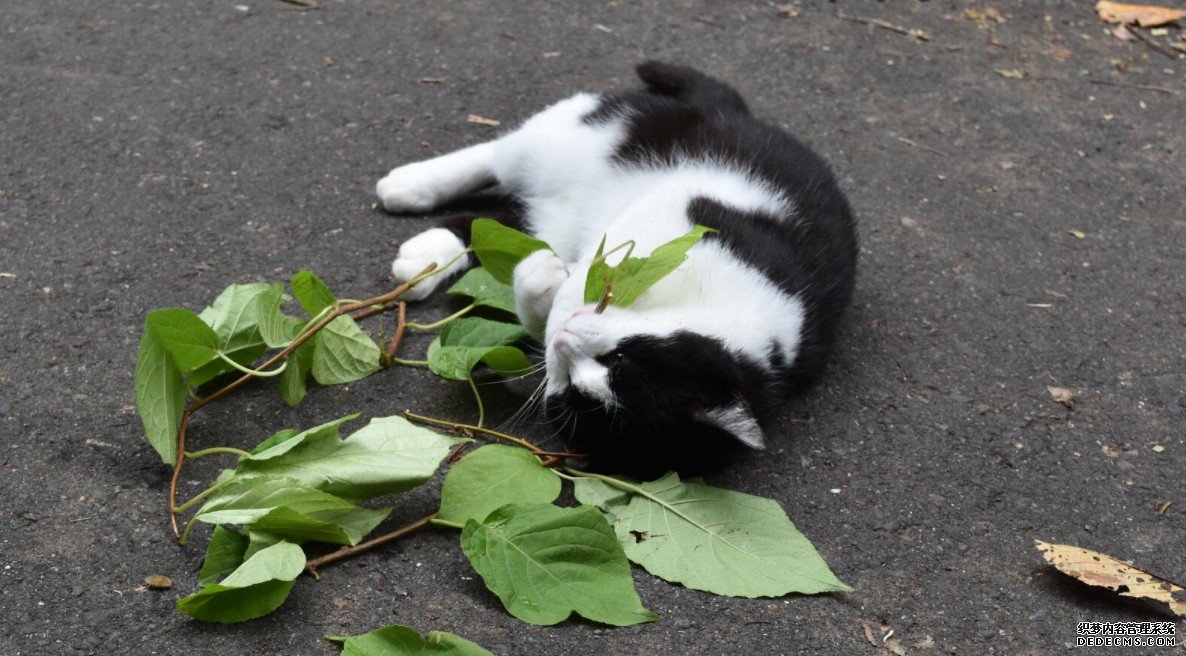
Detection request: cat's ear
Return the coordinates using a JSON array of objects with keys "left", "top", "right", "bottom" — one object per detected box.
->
[{"left": 695, "top": 400, "right": 766, "bottom": 451}]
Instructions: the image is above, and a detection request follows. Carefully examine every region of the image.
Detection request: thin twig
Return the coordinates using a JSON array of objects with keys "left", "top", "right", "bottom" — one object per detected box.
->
[
  {"left": 893, "top": 135, "right": 948, "bottom": 157},
  {"left": 403, "top": 410, "right": 544, "bottom": 454},
  {"left": 838, "top": 13, "right": 929, "bottom": 41},
  {"left": 168, "top": 263, "right": 437, "bottom": 540},
  {"left": 1089, "top": 79, "right": 1179, "bottom": 95},
  {"left": 305, "top": 512, "right": 437, "bottom": 574},
  {"left": 1124, "top": 24, "right": 1179, "bottom": 59},
  {"left": 386, "top": 301, "right": 408, "bottom": 361},
  {"left": 277, "top": 0, "right": 317, "bottom": 8}
]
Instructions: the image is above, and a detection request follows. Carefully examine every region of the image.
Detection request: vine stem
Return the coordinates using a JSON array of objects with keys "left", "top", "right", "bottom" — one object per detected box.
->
[
  {"left": 305, "top": 512, "right": 438, "bottom": 575},
  {"left": 403, "top": 410, "right": 543, "bottom": 454},
  {"left": 184, "top": 446, "right": 251, "bottom": 460},
  {"left": 173, "top": 474, "right": 238, "bottom": 515},
  {"left": 405, "top": 304, "right": 474, "bottom": 331},
  {"left": 467, "top": 376, "right": 485, "bottom": 428},
  {"left": 168, "top": 262, "right": 439, "bottom": 541}
]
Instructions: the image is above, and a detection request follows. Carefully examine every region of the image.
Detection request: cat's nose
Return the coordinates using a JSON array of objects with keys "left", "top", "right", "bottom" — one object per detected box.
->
[{"left": 553, "top": 329, "right": 580, "bottom": 355}]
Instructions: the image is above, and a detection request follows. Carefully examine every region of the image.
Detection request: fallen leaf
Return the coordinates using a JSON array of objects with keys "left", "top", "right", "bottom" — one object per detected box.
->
[
  {"left": 1047, "top": 386, "right": 1076, "bottom": 408},
  {"left": 995, "top": 68, "right": 1025, "bottom": 79},
  {"left": 466, "top": 114, "right": 501, "bottom": 127},
  {"left": 775, "top": 3, "right": 800, "bottom": 18},
  {"left": 1096, "top": 1, "right": 1186, "bottom": 28},
  {"left": 859, "top": 621, "right": 909, "bottom": 655},
  {"left": 145, "top": 574, "right": 173, "bottom": 590},
  {"left": 1036, "top": 540, "right": 1186, "bottom": 617},
  {"left": 1068, "top": 229, "right": 1086, "bottom": 239}
]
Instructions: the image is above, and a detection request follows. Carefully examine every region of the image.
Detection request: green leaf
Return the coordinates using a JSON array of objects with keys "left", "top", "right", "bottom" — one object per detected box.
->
[
  {"left": 144, "top": 308, "right": 222, "bottom": 371},
  {"left": 176, "top": 541, "right": 304, "bottom": 623},
  {"left": 438, "top": 445, "right": 561, "bottom": 524},
  {"left": 447, "top": 267, "right": 517, "bottom": 315},
  {"left": 331, "top": 625, "right": 494, "bottom": 656},
  {"left": 427, "top": 342, "right": 531, "bottom": 382},
  {"left": 235, "top": 416, "right": 464, "bottom": 500},
  {"left": 246, "top": 414, "right": 358, "bottom": 460},
  {"left": 186, "top": 342, "right": 267, "bottom": 389},
  {"left": 194, "top": 476, "right": 388, "bottom": 546},
  {"left": 573, "top": 472, "right": 850, "bottom": 597},
  {"left": 244, "top": 531, "right": 283, "bottom": 560},
  {"left": 133, "top": 322, "right": 186, "bottom": 465},
  {"left": 439, "top": 317, "right": 528, "bottom": 348},
  {"left": 583, "top": 225, "right": 715, "bottom": 306},
  {"left": 311, "top": 316, "right": 380, "bottom": 385},
  {"left": 469, "top": 218, "right": 552, "bottom": 284},
  {"left": 199, "top": 526, "right": 249, "bottom": 587},
  {"left": 249, "top": 504, "right": 390, "bottom": 546},
  {"left": 460, "top": 503, "right": 658, "bottom": 627},
  {"left": 199, "top": 282, "right": 281, "bottom": 355},
  {"left": 427, "top": 318, "right": 531, "bottom": 381},
  {"left": 280, "top": 339, "right": 315, "bottom": 406},
  {"left": 256, "top": 286, "right": 304, "bottom": 348},
  {"left": 291, "top": 270, "right": 337, "bottom": 316}
]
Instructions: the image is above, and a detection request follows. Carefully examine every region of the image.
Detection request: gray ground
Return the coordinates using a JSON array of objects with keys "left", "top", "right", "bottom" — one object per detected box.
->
[{"left": 2, "top": 1, "right": 1184, "bottom": 654}]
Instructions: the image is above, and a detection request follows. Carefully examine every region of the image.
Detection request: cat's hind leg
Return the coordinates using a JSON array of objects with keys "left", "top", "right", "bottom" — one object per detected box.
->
[{"left": 376, "top": 142, "right": 498, "bottom": 214}]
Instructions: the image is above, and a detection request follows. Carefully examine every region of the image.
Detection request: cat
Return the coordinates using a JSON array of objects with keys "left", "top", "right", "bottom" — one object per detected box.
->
[{"left": 376, "top": 62, "right": 857, "bottom": 473}]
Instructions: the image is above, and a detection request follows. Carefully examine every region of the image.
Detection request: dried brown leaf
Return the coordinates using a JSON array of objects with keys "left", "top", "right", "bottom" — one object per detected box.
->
[
  {"left": 1036, "top": 541, "right": 1186, "bottom": 617},
  {"left": 145, "top": 574, "right": 173, "bottom": 590},
  {"left": 995, "top": 68, "right": 1025, "bottom": 79},
  {"left": 1047, "top": 386, "right": 1076, "bottom": 408},
  {"left": 466, "top": 114, "right": 501, "bottom": 127},
  {"left": 1096, "top": 1, "right": 1186, "bottom": 28}
]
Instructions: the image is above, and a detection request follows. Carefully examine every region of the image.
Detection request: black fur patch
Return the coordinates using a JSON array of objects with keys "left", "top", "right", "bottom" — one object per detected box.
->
[{"left": 547, "top": 332, "right": 779, "bottom": 476}]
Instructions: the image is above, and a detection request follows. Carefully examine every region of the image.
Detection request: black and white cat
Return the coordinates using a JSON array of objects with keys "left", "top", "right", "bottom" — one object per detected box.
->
[{"left": 377, "top": 62, "right": 857, "bottom": 473}]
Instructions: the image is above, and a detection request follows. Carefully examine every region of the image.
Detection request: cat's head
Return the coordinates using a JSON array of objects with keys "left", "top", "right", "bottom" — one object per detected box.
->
[{"left": 542, "top": 306, "right": 773, "bottom": 474}]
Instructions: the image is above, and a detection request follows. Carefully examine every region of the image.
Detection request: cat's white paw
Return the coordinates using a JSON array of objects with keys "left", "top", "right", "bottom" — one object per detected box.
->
[
  {"left": 391, "top": 228, "right": 471, "bottom": 301},
  {"left": 513, "top": 249, "right": 569, "bottom": 335},
  {"left": 376, "top": 162, "right": 450, "bottom": 213}
]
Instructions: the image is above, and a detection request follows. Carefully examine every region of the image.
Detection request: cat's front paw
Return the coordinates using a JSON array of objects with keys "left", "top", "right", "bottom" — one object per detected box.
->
[
  {"left": 390, "top": 228, "right": 471, "bottom": 301},
  {"left": 513, "top": 249, "right": 569, "bottom": 335},
  {"left": 376, "top": 162, "right": 448, "bottom": 214}
]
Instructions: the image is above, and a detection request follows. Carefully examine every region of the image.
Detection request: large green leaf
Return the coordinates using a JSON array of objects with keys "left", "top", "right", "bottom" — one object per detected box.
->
[
  {"left": 255, "top": 286, "right": 304, "bottom": 348},
  {"left": 469, "top": 218, "right": 552, "bottom": 284},
  {"left": 144, "top": 308, "right": 221, "bottom": 371},
  {"left": 311, "top": 315, "right": 380, "bottom": 385},
  {"left": 573, "top": 472, "right": 850, "bottom": 597},
  {"left": 198, "top": 282, "right": 280, "bottom": 355},
  {"left": 198, "top": 525, "right": 250, "bottom": 588},
  {"left": 133, "top": 322, "right": 186, "bottom": 465},
  {"left": 583, "top": 225, "right": 714, "bottom": 306},
  {"left": 447, "top": 267, "right": 517, "bottom": 315},
  {"left": 329, "top": 625, "right": 494, "bottom": 656},
  {"left": 235, "top": 416, "right": 464, "bottom": 500},
  {"left": 438, "top": 445, "right": 561, "bottom": 524},
  {"left": 176, "top": 541, "right": 304, "bottom": 623},
  {"left": 280, "top": 339, "right": 315, "bottom": 406},
  {"left": 194, "top": 476, "right": 389, "bottom": 546},
  {"left": 187, "top": 282, "right": 281, "bottom": 387},
  {"left": 426, "top": 317, "right": 531, "bottom": 381},
  {"left": 460, "top": 503, "right": 658, "bottom": 627},
  {"left": 291, "top": 270, "right": 337, "bottom": 316}
]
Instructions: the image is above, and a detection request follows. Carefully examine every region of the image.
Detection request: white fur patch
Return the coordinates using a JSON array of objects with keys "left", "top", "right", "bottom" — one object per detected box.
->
[
  {"left": 390, "top": 228, "right": 470, "bottom": 301},
  {"left": 513, "top": 249, "right": 569, "bottom": 339},
  {"left": 376, "top": 142, "right": 497, "bottom": 213},
  {"left": 703, "top": 404, "right": 766, "bottom": 450}
]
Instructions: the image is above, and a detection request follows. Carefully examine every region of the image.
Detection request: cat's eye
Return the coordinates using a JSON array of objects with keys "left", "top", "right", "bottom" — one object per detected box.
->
[{"left": 598, "top": 351, "right": 628, "bottom": 368}]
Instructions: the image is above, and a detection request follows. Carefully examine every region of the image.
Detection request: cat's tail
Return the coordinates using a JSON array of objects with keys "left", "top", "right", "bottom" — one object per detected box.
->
[{"left": 635, "top": 61, "right": 750, "bottom": 116}]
